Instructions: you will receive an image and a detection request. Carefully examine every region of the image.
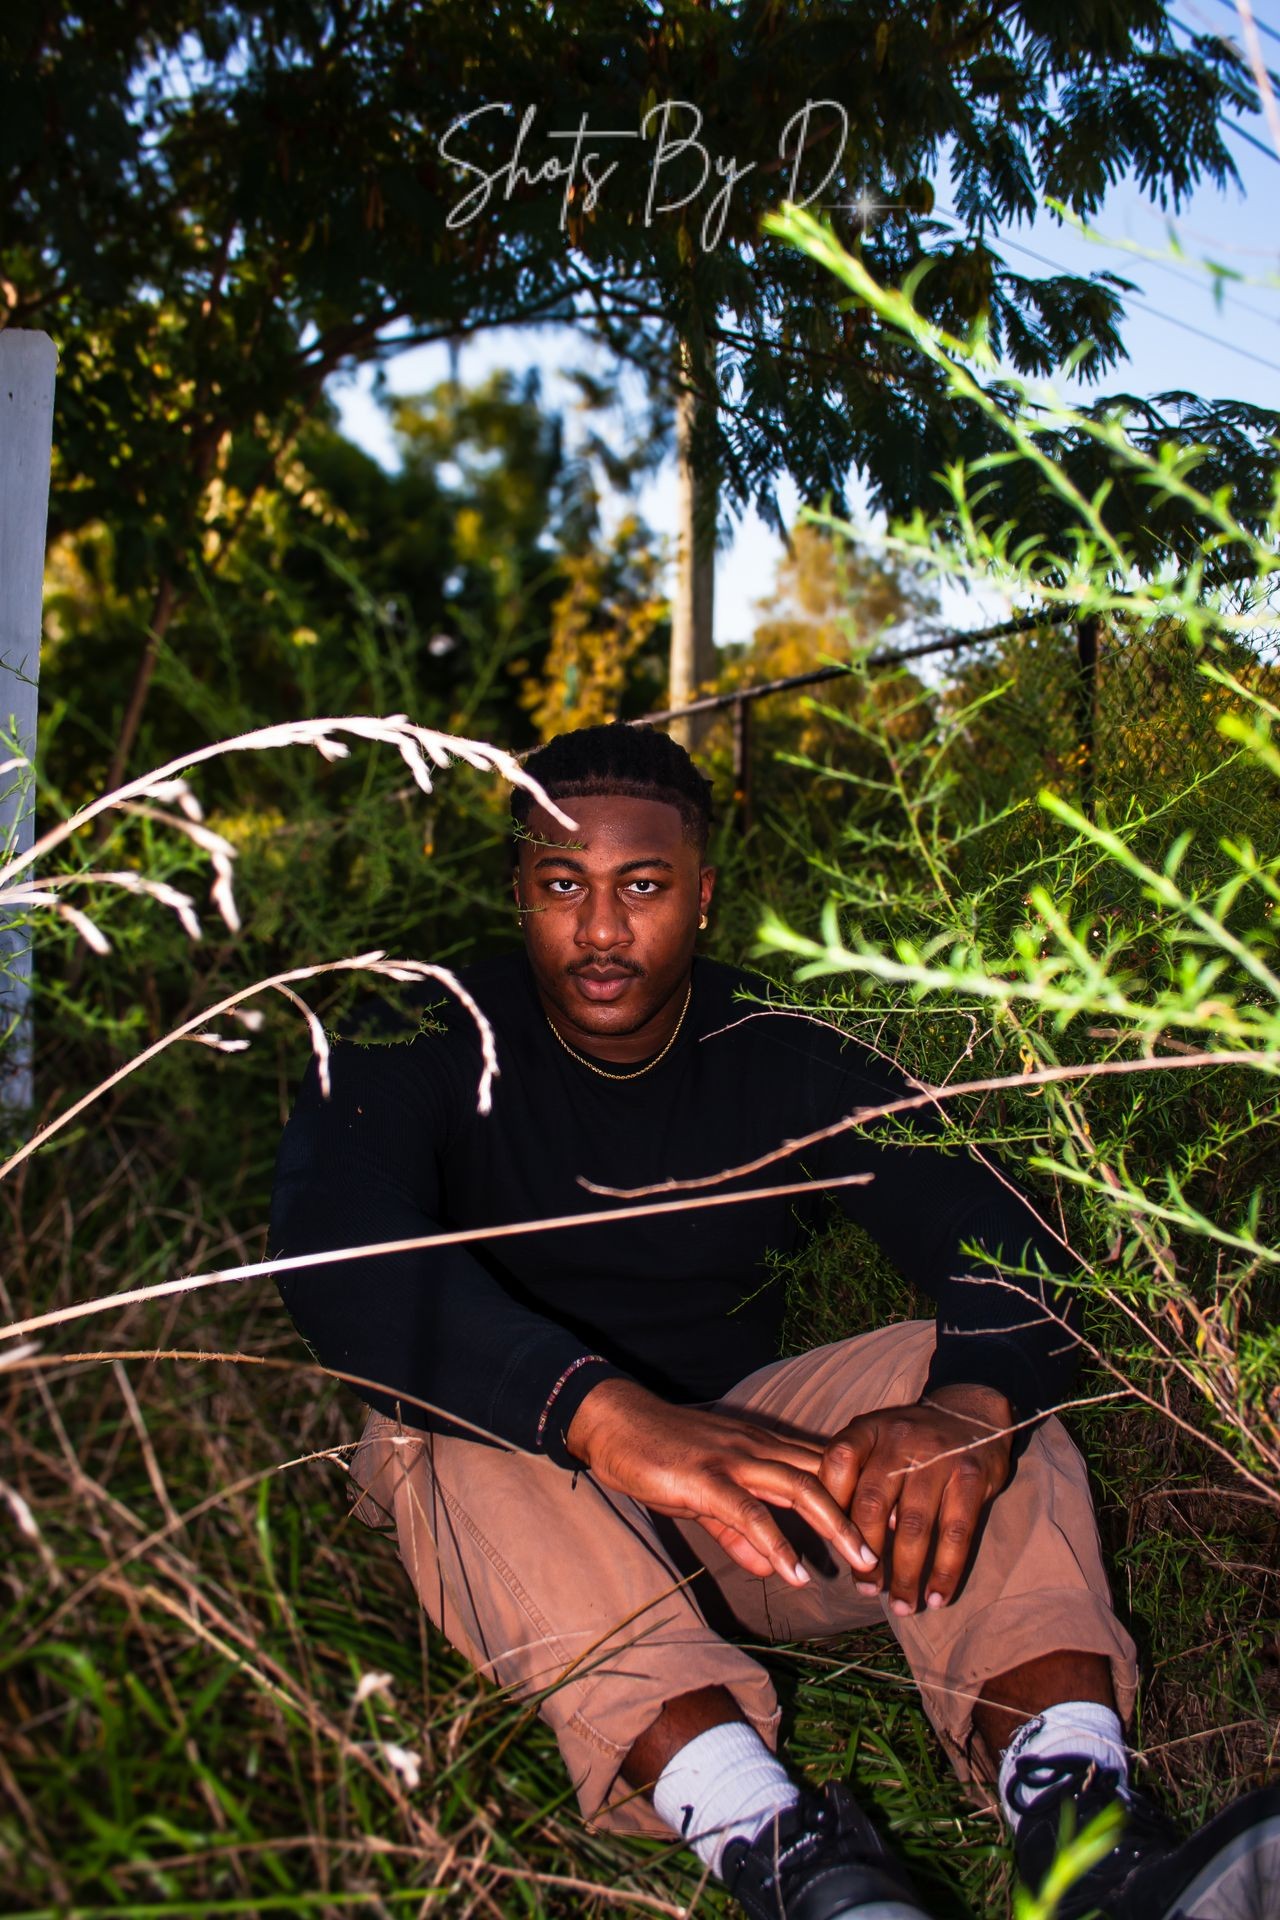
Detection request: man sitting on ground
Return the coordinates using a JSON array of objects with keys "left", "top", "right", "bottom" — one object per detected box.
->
[{"left": 270, "top": 723, "right": 1277, "bottom": 1920}]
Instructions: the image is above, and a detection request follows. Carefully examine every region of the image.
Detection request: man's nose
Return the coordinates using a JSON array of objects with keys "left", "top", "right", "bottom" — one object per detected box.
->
[{"left": 575, "top": 890, "right": 631, "bottom": 949}]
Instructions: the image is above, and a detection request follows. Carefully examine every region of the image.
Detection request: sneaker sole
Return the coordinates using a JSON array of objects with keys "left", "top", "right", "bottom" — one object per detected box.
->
[{"left": 1160, "top": 1789, "right": 1280, "bottom": 1920}]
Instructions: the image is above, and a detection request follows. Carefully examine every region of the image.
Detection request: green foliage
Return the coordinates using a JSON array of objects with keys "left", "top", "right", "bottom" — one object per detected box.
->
[
  {"left": 1011, "top": 1802, "right": 1127, "bottom": 1920},
  {"left": 40, "top": 369, "right": 667, "bottom": 799},
  {"left": 752, "top": 207, "right": 1280, "bottom": 1481},
  {"left": 5, "top": 101, "right": 1280, "bottom": 1917},
  {"left": 7, "top": 0, "right": 1277, "bottom": 791},
  {"left": 724, "top": 207, "right": 1280, "bottom": 1901},
  {"left": 700, "top": 522, "right": 939, "bottom": 816}
]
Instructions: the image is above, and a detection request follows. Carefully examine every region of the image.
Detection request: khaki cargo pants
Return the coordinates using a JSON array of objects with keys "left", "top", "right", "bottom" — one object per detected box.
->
[{"left": 346, "top": 1319, "right": 1138, "bottom": 1835}]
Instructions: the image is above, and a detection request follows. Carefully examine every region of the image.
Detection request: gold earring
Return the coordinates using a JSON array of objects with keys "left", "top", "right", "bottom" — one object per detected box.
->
[{"left": 698, "top": 912, "right": 708, "bottom": 930}]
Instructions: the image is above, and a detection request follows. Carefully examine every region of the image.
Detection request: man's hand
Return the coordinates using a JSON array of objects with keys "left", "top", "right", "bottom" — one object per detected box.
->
[
  {"left": 566, "top": 1378, "right": 877, "bottom": 1588},
  {"left": 818, "top": 1383, "right": 1015, "bottom": 1616}
]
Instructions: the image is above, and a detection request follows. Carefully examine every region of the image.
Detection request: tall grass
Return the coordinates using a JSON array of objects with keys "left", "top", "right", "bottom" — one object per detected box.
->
[
  {"left": 3, "top": 220, "right": 1278, "bottom": 1918},
  {"left": 748, "top": 204, "right": 1280, "bottom": 1908},
  {"left": 758, "top": 202, "right": 1280, "bottom": 1512}
]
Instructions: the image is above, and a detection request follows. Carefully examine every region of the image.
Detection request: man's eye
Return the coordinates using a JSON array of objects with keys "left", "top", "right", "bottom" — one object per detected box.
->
[
  {"left": 628, "top": 879, "right": 659, "bottom": 894},
  {"left": 548, "top": 879, "right": 579, "bottom": 894}
]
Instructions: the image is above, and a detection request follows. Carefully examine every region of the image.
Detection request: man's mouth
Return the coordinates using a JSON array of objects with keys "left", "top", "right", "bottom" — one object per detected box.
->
[{"left": 570, "top": 964, "right": 641, "bottom": 1002}]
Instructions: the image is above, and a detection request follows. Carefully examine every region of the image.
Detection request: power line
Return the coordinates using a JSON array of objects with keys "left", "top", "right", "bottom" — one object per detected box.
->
[
  {"left": 959, "top": 200, "right": 1280, "bottom": 327},
  {"left": 1224, "top": 115, "right": 1280, "bottom": 164},
  {"left": 1174, "top": 2, "right": 1280, "bottom": 77},
  {"left": 932, "top": 195, "right": 1270, "bottom": 316},
  {"left": 935, "top": 212, "right": 1280, "bottom": 380},
  {"left": 1122, "top": 287, "right": 1280, "bottom": 373},
  {"left": 995, "top": 229, "right": 1280, "bottom": 377},
  {"left": 1168, "top": 10, "right": 1280, "bottom": 136},
  {"left": 1205, "top": 0, "right": 1280, "bottom": 49}
]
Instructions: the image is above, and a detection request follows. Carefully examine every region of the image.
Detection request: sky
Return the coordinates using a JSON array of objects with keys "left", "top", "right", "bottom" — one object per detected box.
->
[{"left": 331, "top": 1, "right": 1280, "bottom": 650}]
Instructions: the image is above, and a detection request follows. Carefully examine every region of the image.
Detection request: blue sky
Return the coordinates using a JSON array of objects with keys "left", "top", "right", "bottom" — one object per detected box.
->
[{"left": 333, "top": 5, "right": 1280, "bottom": 648}]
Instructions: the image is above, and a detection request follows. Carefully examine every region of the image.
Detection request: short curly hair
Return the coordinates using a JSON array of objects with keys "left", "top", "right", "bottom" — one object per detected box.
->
[{"left": 511, "top": 724, "right": 714, "bottom": 854}]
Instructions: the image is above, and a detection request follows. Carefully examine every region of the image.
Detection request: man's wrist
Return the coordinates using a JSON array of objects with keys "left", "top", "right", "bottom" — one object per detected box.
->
[
  {"left": 920, "top": 1380, "right": 1015, "bottom": 1433},
  {"left": 564, "top": 1375, "right": 657, "bottom": 1468}
]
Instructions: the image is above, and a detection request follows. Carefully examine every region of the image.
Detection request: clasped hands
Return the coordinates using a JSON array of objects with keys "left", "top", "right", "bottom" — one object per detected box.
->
[{"left": 565, "top": 1377, "right": 1015, "bottom": 1616}]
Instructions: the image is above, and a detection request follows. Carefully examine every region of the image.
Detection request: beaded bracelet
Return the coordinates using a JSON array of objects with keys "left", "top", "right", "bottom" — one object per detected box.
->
[{"left": 534, "top": 1352, "right": 610, "bottom": 1448}]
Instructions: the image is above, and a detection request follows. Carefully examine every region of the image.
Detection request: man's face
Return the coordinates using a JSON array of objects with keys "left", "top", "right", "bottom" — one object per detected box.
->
[{"left": 514, "top": 793, "right": 715, "bottom": 1050}]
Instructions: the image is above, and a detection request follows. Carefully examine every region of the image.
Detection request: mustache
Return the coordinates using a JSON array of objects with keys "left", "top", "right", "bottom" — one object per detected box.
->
[{"left": 567, "top": 955, "right": 645, "bottom": 977}]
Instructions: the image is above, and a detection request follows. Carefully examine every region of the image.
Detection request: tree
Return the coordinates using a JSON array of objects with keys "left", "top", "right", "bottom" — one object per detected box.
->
[
  {"left": 40, "top": 369, "right": 666, "bottom": 799},
  {"left": 521, "top": 517, "right": 669, "bottom": 738},
  {"left": 6, "top": 0, "right": 1274, "bottom": 771},
  {"left": 668, "top": 330, "right": 719, "bottom": 743}
]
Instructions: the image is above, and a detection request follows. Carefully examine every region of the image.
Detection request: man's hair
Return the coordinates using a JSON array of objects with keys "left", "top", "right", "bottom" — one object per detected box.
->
[{"left": 511, "top": 723, "right": 715, "bottom": 854}]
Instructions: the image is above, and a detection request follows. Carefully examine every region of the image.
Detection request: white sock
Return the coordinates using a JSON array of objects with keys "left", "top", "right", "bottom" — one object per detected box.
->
[
  {"left": 997, "top": 1701, "right": 1130, "bottom": 1830},
  {"left": 651, "top": 1721, "right": 801, "bottom": 1878}
]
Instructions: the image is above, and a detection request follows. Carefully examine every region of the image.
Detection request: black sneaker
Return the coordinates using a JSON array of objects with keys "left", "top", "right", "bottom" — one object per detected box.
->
[
  {"left": 1010, "top": 1752, "right": 1280, "bottom": 1919},
  {"left": 721, "top": 1782, "right": 935, "bottom": 1919}
]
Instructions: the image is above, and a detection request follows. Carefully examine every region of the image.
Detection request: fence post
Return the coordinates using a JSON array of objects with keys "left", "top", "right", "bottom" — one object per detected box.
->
[
  {"left": 1076, "top": 613, "right": 1102, "bottom": 821},
  {"left": 0, "top": 330, "right": 58, "bottom": 1114}
]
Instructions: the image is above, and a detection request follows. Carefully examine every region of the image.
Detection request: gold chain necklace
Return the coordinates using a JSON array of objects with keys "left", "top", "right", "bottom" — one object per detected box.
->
[{"left": 545, "top": 981, "right": 692, "bottom": 1081}]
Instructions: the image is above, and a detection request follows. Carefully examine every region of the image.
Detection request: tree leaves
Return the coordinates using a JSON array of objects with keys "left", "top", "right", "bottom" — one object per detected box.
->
[{"left": 6, "top": 0, "right": 1273, "bottom": 766}]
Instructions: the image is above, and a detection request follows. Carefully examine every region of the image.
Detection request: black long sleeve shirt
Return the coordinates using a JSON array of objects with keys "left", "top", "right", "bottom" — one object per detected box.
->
[{"left": 269, "top": 953, "right": 1078, "bottom": 1464}]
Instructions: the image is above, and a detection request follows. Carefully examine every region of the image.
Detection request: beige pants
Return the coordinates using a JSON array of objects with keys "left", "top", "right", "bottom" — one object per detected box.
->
[{"left": 347, "top": 1319, "right": 1138, "bottom": 1835}]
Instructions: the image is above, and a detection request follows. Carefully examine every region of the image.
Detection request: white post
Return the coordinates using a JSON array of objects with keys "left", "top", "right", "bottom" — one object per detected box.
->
[{"left": 0, "top": 331, "right": 58, "bottom": 1113}]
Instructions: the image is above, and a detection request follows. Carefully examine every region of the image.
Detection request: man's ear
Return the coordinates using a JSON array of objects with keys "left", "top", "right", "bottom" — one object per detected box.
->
[{"left": 699, "top": 866, "right": 717, "bottom": 917}]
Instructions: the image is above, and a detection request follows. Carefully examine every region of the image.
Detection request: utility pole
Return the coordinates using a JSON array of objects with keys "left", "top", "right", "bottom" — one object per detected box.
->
[{"left": 0, "top": 330, "right": 58, "bottom": 1113}]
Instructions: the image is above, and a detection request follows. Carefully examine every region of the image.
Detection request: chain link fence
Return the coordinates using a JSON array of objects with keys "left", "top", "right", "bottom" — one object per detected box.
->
[
  {"left": 642, "top": 616, "right": 1279, "bottom": 830},
  {"left": 944, "top": 616, "right": 1279, "bottom": 823}
]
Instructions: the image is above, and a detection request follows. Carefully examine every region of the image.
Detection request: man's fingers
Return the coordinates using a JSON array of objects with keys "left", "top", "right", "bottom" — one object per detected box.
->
[
  {"left": 883, "top": 1472, "right": 944, "bottom": 1615},
  {"left": 704, "top": 1477, "right": 813, "bottom": 1587},
  {"left": 920, "top": 1463, "right": 989, "bottom": 1610},
  {"left": 699, "top": 1517, "right": 776, "bottom": 1581},
  {"left": 783, "top": 1466, "right": 876, "bottom": 1573},
  {"left": 740, "top": 1457, "right": 876, "bottom": 1574},
  {"left": 818, "top": 1426, "right": 876, "bottom": 1513},
  {"left": 741, "top": 1432, "right": 827, "bottom": 1477},
  {"left": 849, "top": 1458, "right": 902, "bottom": 1583}
]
